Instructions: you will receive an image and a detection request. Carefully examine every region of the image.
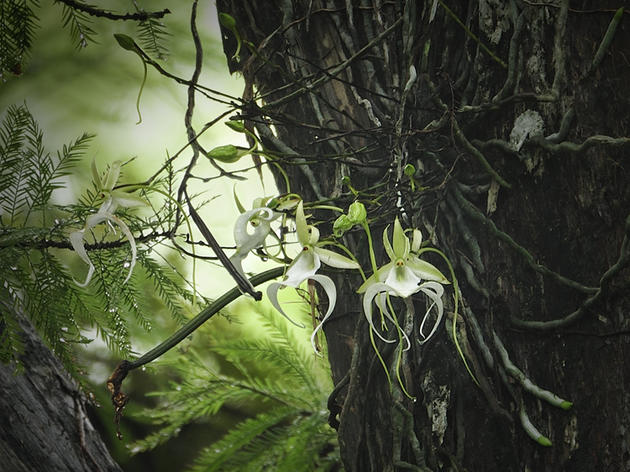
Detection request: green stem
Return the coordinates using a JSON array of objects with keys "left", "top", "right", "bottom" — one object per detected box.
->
[
  {"left": 135, "top": 59, "right": 147, "bottom": 124},
  {"left": 418, "top": 247, "right": 479, "bottom": 385},
  {"left": 362, "top": 220, "right": 379, "bottom": 275},
  {"left": 128, "top": 266, "right": 284, "bottom": 370}
]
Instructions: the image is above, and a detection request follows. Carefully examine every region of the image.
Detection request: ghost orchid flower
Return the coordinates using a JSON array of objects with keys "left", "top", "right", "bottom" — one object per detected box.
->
[
  {"left": 70, "top": 161, "right": 146, "bottom": 287},
  {"left": 229, "top": 203, "right": 279, "bottom": 276},
  {"left": 267, "top": 201, "right": 360, "bottom": 352},
  {"left": 358, "top": 217, "right": 450, "bottom": 346}
]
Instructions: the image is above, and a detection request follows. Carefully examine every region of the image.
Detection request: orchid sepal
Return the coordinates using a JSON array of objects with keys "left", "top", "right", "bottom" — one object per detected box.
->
[{"left": 313, "top": 246, "right": 360, "bottom": 269}]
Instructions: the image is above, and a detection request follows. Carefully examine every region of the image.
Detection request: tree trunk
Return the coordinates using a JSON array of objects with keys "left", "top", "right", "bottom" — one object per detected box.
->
[
  {"left": 0, "top": 312, "right": 122, "bottom": 472},
  {"left": 217, "top": 1, "right": 630, "bottom": 470}
]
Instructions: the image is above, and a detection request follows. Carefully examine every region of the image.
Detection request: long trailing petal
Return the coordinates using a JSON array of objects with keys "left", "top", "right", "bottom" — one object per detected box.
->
[
  {"left": 108, "top": 214, "right": 137, "bottom": 284},
  {"left": 308, "top": 274, "right": 337, "bottom": 354},
  {"left": 69, "top": 230, "right": 95, "bottom": 287},
  {"left": 314, "top": 246, "right": 360, "bottom": 269},
  {"left": 418, "top": 281, "right": 445, "bottom": 344},
  {"left": 266, "top": 282, "right": 306, "bottom": 328},
  {"left": 362, "top": 282, "right": 397, "bottom": 344}
]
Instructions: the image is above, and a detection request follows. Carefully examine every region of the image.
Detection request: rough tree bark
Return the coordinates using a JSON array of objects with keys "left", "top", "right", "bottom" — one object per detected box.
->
[
  {"left": 217, "top": 1, "right": 630, "bottom": 471},
  {"left": 0, "top": 312, "right": 122, "bottom": 472}
]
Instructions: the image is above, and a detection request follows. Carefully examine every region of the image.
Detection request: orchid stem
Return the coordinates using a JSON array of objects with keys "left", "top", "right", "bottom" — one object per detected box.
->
[
  {"left": 362, "top": 220, "right": 379, "bottom": 275},
  {"left": 127, "top": 266, "right": 284, "bottom": 370}
]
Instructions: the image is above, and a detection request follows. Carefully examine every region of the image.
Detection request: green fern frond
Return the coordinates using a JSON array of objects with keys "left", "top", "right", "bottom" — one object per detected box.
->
[
  {"left": 0, "top": 0, "right": 39, "bottom": 78},
  {"left": 24, "top": 250, "right": 84, "bottom": 365},
  {"left": 31, "top": 132, "right": 94, "bottom": 211},
  {"left": 137, "top": 251, "right": 193, "bottom": 326},
  {"left": 136, "top": 15, "right": 168, "bottom": 60},
  {"left": 132, "top": 306, "right": 341, "bottom": 470},
  {"left": 212, "top": 337, "right": 320, "bottom": 402},
  {"left": 58, "top": 0, "right": 96, "bottom": 48},
  {"left": 187, "top": 406, "right": 296, "bottom": 472},
  {"left": 0, "top": 104, "right": 31, "bottom": 194},
  {"left": 0, "top": 104, "right": 36, "bottom": 225}
]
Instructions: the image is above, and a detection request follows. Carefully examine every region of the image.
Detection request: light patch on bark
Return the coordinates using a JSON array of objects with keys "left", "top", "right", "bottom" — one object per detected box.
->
[
  {"left": 423, "top": 372, "right": 451, "bottom": 445},
  {"left": 563, "top": 414, "right": 579, "bottom": 454},
  {"left": 510, "top": 109, "right": 545, "bottom": 174},
  {"left": 510, "top": 109, "right": 544, "bottom": 152},
  {"left": 478, "top": 0, "right": 510, "bottom": 45}
]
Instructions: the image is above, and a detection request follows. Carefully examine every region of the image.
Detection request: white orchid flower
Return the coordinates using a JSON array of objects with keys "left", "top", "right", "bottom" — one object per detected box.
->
[
  {"left": 229, "top": 203, "right": 279, "bottom": 277},
  {"left": 267, "top": 201, "right": 360, "bottom": 353},
  {"left": 70, "top": 161, "right": 146, "bottom": 287},
  {"left": 358, "top": 217, "right": 450, "bottom": 346}
]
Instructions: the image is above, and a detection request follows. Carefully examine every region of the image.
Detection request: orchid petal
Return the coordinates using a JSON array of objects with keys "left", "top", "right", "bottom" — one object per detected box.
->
[
  {"left": 407, "top": 256, "right": 450, "bottom": 284},
  {"left": 314, "top": 246, "right": 360, "bottom": 269},
  {"left": 384, "top": 264, "right": 421, "bottom": 298},
  {"left": 91, "top": 159, "right": 102, "bottom": 189},
  {"left": 284, "top": 248, "right": 320, "bottom": 286},
  {"left": 103, "top": 160, "right": 122, "bottom": 191},
  {"left": 411, "top": 229, "right": 423, "bottom": 253},
  {"left": 373, "top": 290, "right": 411, "bottom": 351},
  {"left": 108, "top": 214, "right": 137, "bottom": 284},
  {"left": 307, "top": 225, "right": 320, "bottom": 245},
  {"left": 382, "top": 224, "right": 395, "bottom": 260},
  {"left": 69, "top": 230, "right": 95, "bottom": 287},
  {"left": 266, "top": 282, "right": 305, "bottom": 328},
  {"left": 357, "top": 262, "right": 394, "bottom": 293},
  {"left": 308, "top": 274, "right": 337, "bottom": 354},
  {"left": 418, "top": 281, "right": 445, "bottom": 344},
  {"left": 110, "top": 190, "right": 148, "bottom": 208},
  {"left": 392, "top": 217, "right": 409, "bottom": 258},
  {"left": 233, "top": 186, "right": 247, "bottom": 214},
  {"left": 233, "top": 208, "right": 275, "bottom": 253},
  {"left": 85, "top": 212, "right": 109, "bottom": 230},
  {"left": 362, "top": 282, "right": 397, "bottom": 343}
]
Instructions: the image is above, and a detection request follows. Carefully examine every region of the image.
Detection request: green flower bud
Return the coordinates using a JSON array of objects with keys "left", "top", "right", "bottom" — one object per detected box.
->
[
  {"left": 333, "top": 215, "right": 352, "bottom": 237},
  {"left": 114, "top": 34, "right": 136, "bottom": 52},
  {"left": 225, "top": 120, "right": 245, "bottom": 132},
  {"left": 347, "top": 201, "right": 366, "bottom": 224},
  {"left": 208, "top": 144, "right": 241, "bottom": 163},
  {"left": 403, "top": 163, "right": 416, "bottom": 176},
  {"left": 218, "top": 13, "right": 237, "bottom": 30}
]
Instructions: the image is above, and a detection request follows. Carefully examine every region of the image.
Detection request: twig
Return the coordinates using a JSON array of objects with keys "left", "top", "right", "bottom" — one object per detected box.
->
[{"left": 55, "top": 0, "right": 170, "bottom": 21}]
